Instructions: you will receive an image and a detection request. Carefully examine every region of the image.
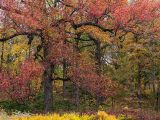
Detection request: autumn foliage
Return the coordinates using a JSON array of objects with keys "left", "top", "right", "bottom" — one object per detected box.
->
[
  {"left": 0, "top": 58, "right": 44, "bottom": 102},
  {"left": 0, "top": 0, "right": 160, "bottom": 113}
]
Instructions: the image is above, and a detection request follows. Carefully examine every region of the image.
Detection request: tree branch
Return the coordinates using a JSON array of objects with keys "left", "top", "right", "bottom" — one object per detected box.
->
[
  {"left": 0, "top": 32, "right": 40, "bottom": 42},
  {"left": 79, "top": 44, "right": 95, "bottom": 49},
  {"left": 52, "top": 77, "right": 70, "bottom": 81},
  {"left": 73, "top": 22, "right": 113, "bottom": 33}
]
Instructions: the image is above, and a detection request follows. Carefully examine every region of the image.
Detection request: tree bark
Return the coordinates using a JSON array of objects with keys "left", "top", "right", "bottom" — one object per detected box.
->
[
  {"left": 44, "top": 63, "right": 54, "bottom": 113},
  {"left": 137, "top": 63, "right": 142, "bottom": 109},
  {"left": 0, "top": 42, "right": 4, "bottom": 69},
  {"left": 94, "top": 40, "right": 102, "bottom": 110},
  {"left": 94, "top": 40, "right": 102, "bottom": 76},
  {"left": 75, "top": 85, "right": 80, "bottom": 109},
  {"left": 156, "top": 82, "right": 160, "bottom": 111},
  {"left": 43, "top": 43, "right": 55, "bottom": 113},
  {"left": 74, "top": 40, "right": 80, "bottom": 109},
  {"left": 63, "top": 59, "right": 67, "bottom": 99}
]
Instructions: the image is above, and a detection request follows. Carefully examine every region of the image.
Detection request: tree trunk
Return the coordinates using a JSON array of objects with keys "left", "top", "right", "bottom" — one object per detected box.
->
[
  {"left": 94, "top": 40, "right": 102, "bottom": 110},
  {"left": 44, "top": 64, "right": 54, "bottom": 113},
  {"left": 43, "top": 44, "right": 55, "bottom": 113},
  {"left": 137, "top": 63, "right": 142, "bottom": 109},
  {"left": 95, "top": 40, "right": 102, "bottom": 76},
  {"left": 63, "top": 59, "right": 67, "bottom": 99},
  {"left": 74, "top": 41, "right": 80, "bottom": 109},
  {"left": 111, "top": 97, "right": 114, "bottom": 109},
  {"left": 75, "top": 85, "right": 80, "bottom": 109},
  {"left": 156, "top": 82, "right": 160, "bottom": 111},
  {"left": 0, "top": 42, "right": 4, "bottom": 69},
  {"left": 63, "top": 81, "right": 67, "bottom": 99},
  {"left": 96, "top": 96, "right": 100, "bottom": 110}
]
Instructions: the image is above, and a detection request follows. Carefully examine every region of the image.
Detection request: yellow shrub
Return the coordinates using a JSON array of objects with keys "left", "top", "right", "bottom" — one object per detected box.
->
[
  {"left": 11, "top": 113, "right": 95, "bottom": 120},
  {"left": 81, "top": 114, "right": 95, "bottom": 120},
  {"left": 11, "top": 111, "right": 117, "bottom": 120},
  {"left": 98, "top": 111, "right": 118, "bottom": 120},
  {"left": 62, "top": 113, "right": 80, "bottom": 120},
  {"left": 12, "top": 114, "right": 60, "bottom": 120}
]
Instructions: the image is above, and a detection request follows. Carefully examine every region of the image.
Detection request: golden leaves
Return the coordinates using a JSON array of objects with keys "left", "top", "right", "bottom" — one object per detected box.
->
[
  {"left": 44, "top": 27, "right": 60, "bottom": 39},
  {"left": 76, "top": 25, "right": 111, "bottom": 43}
]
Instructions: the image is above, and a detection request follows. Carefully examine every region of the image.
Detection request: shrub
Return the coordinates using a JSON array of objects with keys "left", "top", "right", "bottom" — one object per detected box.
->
[
  {"left": 118, "top": 114, "right": 133, "bottom": 120},
  {"left": 11, "top": 111, "right": 118, "bottom": 120},
  {"left": 97, "top": 111, "right": 118, "bottom": 120},
  {"left": 0, "top": 101, "right": 31, "bottom": 113},
  {"left": 12, "top": 113, "right": 95, "bottom": 120},
  {"left": 0, "top": 91, "right": 44, "bottom": 113}
]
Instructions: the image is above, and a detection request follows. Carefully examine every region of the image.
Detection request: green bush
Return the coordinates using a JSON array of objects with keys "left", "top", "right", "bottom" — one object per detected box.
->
[
  {"left": 53, "top": 100, "right": 77, "bottom": 112},
  {"left": 0, "top": 91, "right": 44, "bottom": 113},
  {"left": 0, "top": 101, "right": 31, "bottom": 113}
]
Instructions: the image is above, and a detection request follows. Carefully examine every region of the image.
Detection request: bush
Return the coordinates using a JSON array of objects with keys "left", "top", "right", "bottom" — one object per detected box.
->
[
  {"left": 53, "top": 100, "right": 77, "bottom": 112},
  {"left": 0, "top": 101, "right": 31, "bottom": 113},
  {"left": 118, "top": 114, "right": 133, "bottom": 120},
  {"left": 97, "top": 111, "right": 118, "bottom": 120},
  {"left": 0, "top": 91, "right": 44, "bottom": 113},
  {"left": 12, "top": 113, "right": 95, "bottom": 120},
  {"left": 11, "top": 111, "right": 118, "bottom": 120}
]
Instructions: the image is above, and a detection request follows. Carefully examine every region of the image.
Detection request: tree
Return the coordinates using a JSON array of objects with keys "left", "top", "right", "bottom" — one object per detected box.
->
[{"left": 0, "top": 0, "right": 160, "bottom": 113}]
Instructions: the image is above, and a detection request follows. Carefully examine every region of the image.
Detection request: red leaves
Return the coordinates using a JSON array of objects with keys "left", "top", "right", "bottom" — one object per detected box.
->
[
  {"left": 19, "top": 58, "right": 44, "bottom": 81},
  {"left": 87, "top": 0, "right": 127, "bottom": 18},
  {"left": 113, "top": 0, "right": 160, "bottom": 30},
  {"left": 0, "top": 58, "right": 44, "bottom": 102},
  {"left": 9, "top": 13, "right": 43, "bottom": 29},
  {"left": 69, "top": 55, "right": 116, "bottom": 98},
  {"left": 71, "top": 66, "right": 116, "bottom": 98},
  {"left": 48, "top": 40, "right": 74, "bottom": 65},
  {"left": 0, "top": 0, "right": 44, "bottom": 29},
  {"left": 88, "top": 0, "right": 108, "bottom": 18},
  {"left": 0, "top": 71, "right": 10, "bottom": 91}
]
